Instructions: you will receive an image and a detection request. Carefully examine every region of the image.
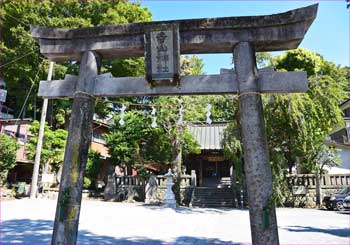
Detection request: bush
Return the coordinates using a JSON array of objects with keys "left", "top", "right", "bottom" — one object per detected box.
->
[
  {"left": 0, "top": 134, "right": 18, "bottom": 186},
  {"left": 84, "top": 150, "right": 103, "bottom": 189},
  {"left": 83, "top": 177, "right": 92, "bottom": 189}
]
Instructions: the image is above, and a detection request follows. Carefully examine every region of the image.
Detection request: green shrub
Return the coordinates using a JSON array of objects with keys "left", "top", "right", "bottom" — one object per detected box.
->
[
  {"left": 83, "top": 177, "right": 92, "bottom": 189},
  {"left": 0, "top": 134, "right": 18, "bottom": 186}
]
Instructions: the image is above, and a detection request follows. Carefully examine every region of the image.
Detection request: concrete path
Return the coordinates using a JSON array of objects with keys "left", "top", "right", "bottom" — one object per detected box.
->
[{"left": 1, "top": 198, "right": 349, "bottom": 244}]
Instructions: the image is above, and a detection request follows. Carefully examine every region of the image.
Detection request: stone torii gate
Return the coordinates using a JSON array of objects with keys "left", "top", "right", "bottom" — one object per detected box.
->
[{"left": 31, "top": 4, "right": 317, "bottom": 245}]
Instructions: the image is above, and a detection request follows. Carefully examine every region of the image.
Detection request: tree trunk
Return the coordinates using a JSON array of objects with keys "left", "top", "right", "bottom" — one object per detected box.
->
[
  {"left": 171, "top": 136, "right": 182, "bottom": 204},
  {"left": 286, "top": 144, "right": 293, "bottom": 174},
  {"left": 44, "top": 160, "right": 50, "bottom": 174}
]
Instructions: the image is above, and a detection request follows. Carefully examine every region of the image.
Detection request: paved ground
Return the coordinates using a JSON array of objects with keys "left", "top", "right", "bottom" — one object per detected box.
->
[{"left": 1, "top": 198, "right": 349, "bottom": 244}]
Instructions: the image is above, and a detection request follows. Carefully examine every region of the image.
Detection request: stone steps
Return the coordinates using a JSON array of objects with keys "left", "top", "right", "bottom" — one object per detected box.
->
[{"left": 191, "top": 187, "right": 234, "bottom": 208}]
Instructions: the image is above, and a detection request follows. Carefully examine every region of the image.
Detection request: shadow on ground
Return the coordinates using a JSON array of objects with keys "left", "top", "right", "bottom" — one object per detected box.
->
[
  {"left": 283, "top": 225, "right": 350, "bottom": 238},
  {"left": 0, "top": 219, "right": 241, "bottom": 244},
  {"left": 336, "top": 210, "right": 350, "bottom": 215}
]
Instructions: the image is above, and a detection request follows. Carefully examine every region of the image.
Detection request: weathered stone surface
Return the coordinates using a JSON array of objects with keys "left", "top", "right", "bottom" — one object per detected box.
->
[
  {"left": 145, "top": 175, "right": 158, "bottom": 204},
  {"left": 145, "top": 23, "right": 180, "bottom": 83},
  {"left": 51, "top": 51, "right": 99, "bottom": 245},
  {"left": 234, "top": 42, "right": 279, "bottom": 244},
  {"left": 38, "top": 70, "right": 307, "bottom": 98},
  {"left": 104, "top": 175, "right": 116, "bottom": 201},
  {"left": 30, "top": 4, "right": 318, "bottom": 61}
]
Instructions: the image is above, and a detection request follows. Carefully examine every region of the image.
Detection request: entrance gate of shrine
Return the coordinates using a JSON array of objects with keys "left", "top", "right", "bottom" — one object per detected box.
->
[{"left": 31, "top": 4, "right": 318, "bottom": 244}]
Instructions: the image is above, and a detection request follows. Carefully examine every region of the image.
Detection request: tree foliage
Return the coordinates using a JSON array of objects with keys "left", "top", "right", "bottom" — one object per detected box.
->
[
  {"left": 1, "top": 0, "right": 151, "bottom": 124},
  {"left": 222, "top": 48, "right": 348, "bottom": 205},
  {"left": 84, "top": 150, "right": 104, "bottom": 189},
  {"left": 0, "top": 133, "right": 19, "bottom": 185},
  {"left": 105, "top": 56, "right": 207, "bottom": 173},
  {"left": 266, "top": 48, "right": 346, "bottom": 173},
  {"left": 27, "top": 120, "right": 67, "bottom": 171}
]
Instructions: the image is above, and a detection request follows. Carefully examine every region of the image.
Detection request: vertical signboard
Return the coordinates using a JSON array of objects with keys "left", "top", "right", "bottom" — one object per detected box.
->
[{"left": 145, "top": 23, "right": 180, "bottom": 84}]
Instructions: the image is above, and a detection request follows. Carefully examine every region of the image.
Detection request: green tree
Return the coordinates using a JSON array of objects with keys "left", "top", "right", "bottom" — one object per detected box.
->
[
  {"left": 0, "top": 133, "right": 19, "bottom": 185},
  {"left": 265, "top": 49, "right": 346, "bottom": 206},
  {"left": 222, "top": 48, "right": 347, "bottom": 206},
  {"left": 84, "top": 150, "right": 104, "bottom": 189},
  {"left": 1, "top": 0, "right": 151, "bottom": 124},
  {"left": 104, "top": 56, "right": 206, "bottom": 203},
  {"left": 27, "top": 120, "right": 67, "bottom": 173},
  {"left": 267, "top": 48, "right": 346, "bottom": 173}
]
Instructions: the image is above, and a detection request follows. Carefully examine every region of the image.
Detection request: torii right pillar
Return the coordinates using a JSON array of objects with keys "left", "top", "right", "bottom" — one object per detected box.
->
[{"left": 234, "top": 42, "right": 279, "bottom": 244}]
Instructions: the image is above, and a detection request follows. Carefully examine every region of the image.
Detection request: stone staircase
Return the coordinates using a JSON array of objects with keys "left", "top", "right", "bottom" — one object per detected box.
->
[{"left": 190, "top": 186, "right": 235, "bottom": 208}]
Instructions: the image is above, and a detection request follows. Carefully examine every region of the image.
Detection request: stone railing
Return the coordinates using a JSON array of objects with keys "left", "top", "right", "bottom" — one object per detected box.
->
[
  {"left": 154, "top": 174, "right": 195, "bottom": 187},
  {"left": 106, "top": 171, "right": 197, "bottom": 203},
  {"left": 285, "top": 173, "right": 350, "bottom": 208},
  {"left": 115, "top": 176, "right": 146, "bottom": 186},
  {"left": 287, "top": 173, "right": 350, "bottom": 188},
  {"left": 328, "top": 174, "right": 350, "bottom": 187},
  {"left": 114, "top": 174, "right": 195, "bottom": 187}
]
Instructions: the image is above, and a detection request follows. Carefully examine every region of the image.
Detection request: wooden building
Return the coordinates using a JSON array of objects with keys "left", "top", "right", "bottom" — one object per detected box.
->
[
  {"left": 0, "top": 118, "right": 34, "bottom": 183},
  {"left": 324, "top": 99, "right": 350, "bottom": 174},
  {"left": 186, "top": 123, "right": 231, "bottom": 187},
  {"left": 0, "top": 115, "right": 112, "bottom": 185}
]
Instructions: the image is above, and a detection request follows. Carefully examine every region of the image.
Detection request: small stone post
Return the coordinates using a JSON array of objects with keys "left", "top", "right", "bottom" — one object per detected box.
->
[
  {"left": 315, "top": 172, "right": 322, "bottom": 207},
  {"left": 145, "top": 174, "right": 158, "bottom": 204},
  {"left": 233, "top": 42, "right": 279, "bottom": 244},
  {"left": 230, "top": 165, "right": 238, "bottom": 208},
  {"left": 162, "top": 169, "right": 177, "bottom": 208},
  {"left": 104, "top": 175, "right": 116, "bottom": 201},
  {"left": 191, "top": 170, "right": 196, "bottom": 187},
  {"left": 51, "top": 51, "right": 100, "bottom": 245}
]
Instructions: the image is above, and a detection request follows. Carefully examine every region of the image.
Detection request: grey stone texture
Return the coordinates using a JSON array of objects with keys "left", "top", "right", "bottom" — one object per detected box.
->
[
  {"left": 30, "top": 4, "right": 318, "bottom": 61},
  {"left": 51, "top": 51, "right": 99, "bottom": 245},
  {"left": 234, "top": 42, "right": 279, "bottom": 244},
  {"left": 38, "top": 70, "right": 307, "bottom": 98},
  {"left": 145, "top": 175, "right": 158, "bottom": 204}
]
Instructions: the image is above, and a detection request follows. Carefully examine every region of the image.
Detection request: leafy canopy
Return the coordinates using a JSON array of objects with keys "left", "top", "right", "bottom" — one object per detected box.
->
[
  {"left": 27, "top": 120, "right": 67, "bottom": 169},
  {"left": 266, "top": 48, "right": 346, "bottom": 172},
  {"left": 1, "top": 0, "right": 151, "bottom": 123}
]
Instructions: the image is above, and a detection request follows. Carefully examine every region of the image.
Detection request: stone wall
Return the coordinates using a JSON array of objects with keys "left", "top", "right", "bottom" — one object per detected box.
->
[
  {"left": 285, "top": 186, "right": 344, "bottom": 208},
  {"left": 154, "top": 186, "right": 193, "bottom": 206},
  {"left": 114, "top": 185, "right": 145, "bottom": 202}
]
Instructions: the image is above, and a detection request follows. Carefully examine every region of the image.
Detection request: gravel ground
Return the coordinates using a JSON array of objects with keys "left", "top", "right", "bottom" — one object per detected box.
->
[{"left": 1, "top": 198, "right": 349, "bottom": 244}]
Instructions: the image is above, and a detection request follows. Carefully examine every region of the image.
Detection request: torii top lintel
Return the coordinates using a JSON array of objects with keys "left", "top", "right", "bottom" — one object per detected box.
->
[{"left": 31, "top": 4, "right": 318, "bottom": 62}]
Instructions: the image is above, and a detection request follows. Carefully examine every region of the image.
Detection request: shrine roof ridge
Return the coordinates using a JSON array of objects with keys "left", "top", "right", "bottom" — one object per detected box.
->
[{"left": 30, "top": 4, "right": 318, "bottom": 61}]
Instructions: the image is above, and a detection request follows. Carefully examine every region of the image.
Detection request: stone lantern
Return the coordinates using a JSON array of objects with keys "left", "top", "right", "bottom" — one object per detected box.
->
[{"left": 162, "top": 169, "right": 177, "bottom": 208}]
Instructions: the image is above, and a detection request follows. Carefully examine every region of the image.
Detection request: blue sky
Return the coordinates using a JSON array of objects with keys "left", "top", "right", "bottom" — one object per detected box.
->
[{"left": 141, "top": 1, "right": 350, "bottom": 74}]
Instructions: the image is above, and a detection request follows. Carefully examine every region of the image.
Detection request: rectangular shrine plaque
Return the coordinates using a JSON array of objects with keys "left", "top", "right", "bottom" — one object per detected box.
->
[
  {"left": 151, "top": 30, "right": 174, "bottom": 76},
  {"left": 145, "top": 24, "right": 180, "bottom": 83}
]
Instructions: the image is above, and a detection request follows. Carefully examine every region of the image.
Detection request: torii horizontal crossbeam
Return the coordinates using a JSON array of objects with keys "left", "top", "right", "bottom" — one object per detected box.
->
[
  {"left": 30, "top": 4, "right": 318, "bottom": 61},
  {"left": 38, "top": 70, "right": 307, "bottom": 98}
]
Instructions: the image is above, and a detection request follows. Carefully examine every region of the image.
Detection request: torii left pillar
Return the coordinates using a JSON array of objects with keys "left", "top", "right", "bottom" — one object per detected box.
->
[{"left": 52, "top": 51, "right": 100, "bottom": 244}]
